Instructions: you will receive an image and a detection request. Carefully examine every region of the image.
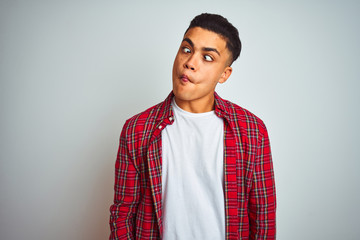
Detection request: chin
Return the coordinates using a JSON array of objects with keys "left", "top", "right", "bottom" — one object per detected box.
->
[{"left": 173, "top": 90, "right": 196, "bottom": 102}]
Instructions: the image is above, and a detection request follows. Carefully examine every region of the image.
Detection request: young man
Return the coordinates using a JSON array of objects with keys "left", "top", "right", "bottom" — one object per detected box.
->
[{"left": 109, "top": 13, "right": 276, "bottom": 240}]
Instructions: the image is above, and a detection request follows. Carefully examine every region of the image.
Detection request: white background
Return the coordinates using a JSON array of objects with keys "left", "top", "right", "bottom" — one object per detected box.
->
[{"left": 1, "top": 0, "right": 359, "bottom": 239}]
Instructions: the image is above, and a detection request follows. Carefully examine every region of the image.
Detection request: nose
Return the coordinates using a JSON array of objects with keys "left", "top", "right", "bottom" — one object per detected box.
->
[
  {"left": 184, "top": 63, "right": 195, "bottom": 71},
  {"left": 184, "top": 55, "right": 197, "bottom": 71}
]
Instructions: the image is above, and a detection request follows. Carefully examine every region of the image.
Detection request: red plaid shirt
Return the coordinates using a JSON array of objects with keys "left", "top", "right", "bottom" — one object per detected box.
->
[{"left": 110, "top": 92, "right": 276, "bottom": 239}]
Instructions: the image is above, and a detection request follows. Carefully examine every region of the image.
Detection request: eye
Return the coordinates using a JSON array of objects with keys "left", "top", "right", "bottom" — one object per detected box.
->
[
  {"left": 204, "top": 55, "right": 213, "bottom": 62},
  {"left": 182, "top": 47, "right": 191, "bottom": 53}
]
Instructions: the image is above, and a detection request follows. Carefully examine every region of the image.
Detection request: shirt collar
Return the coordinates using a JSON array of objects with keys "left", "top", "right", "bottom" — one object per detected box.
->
[
  {"left": 214, "top": 92, "right": 231, "bottom": 121},
  {"left": 159, "top": 91, "right": 231, "bottom": 122}
]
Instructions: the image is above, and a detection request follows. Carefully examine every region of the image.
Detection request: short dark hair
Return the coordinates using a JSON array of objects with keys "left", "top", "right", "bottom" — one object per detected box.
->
[{"left": 185, "top": 13, "right": 241, "bottom": 65}]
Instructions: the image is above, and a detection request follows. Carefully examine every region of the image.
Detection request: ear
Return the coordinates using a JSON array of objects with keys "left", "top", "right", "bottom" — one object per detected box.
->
[{"left": 218, "top": 66, "right": 232, "bottom": 84}]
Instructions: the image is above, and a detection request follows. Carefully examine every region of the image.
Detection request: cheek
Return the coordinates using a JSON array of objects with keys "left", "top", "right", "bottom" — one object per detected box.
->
[
  {"left": 213, "top": 66, "right": 226, "bottom": 79},
  {"left": 202, "top": 69, "right": 224, "bottom": 86},
  {"left": 203, "top": 65, "right": 223, "bottom": 78},
  {"left": 173, "top": 56, "right": 181, "bottom": 70},
  {"left": 172, "top": 55, "right": 180, "bottom": 72}
]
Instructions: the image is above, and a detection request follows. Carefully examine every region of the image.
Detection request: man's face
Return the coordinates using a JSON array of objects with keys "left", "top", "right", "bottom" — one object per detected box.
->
[{"left": 172, "top": 27, "right": 232, "bottom": 108}]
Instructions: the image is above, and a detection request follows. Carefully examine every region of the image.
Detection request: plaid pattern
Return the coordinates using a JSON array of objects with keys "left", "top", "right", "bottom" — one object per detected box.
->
[{"left": 109, "top": 92, "right": 276, "bottom": 239}]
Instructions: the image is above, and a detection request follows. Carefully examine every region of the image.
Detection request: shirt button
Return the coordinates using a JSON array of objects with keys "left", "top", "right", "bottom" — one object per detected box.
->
[
  {"left": 169, "top": 117, "right": 173, "bottom": 121},
  {"left": 158, "top": 125, "right": 163, "bottom": 129}
]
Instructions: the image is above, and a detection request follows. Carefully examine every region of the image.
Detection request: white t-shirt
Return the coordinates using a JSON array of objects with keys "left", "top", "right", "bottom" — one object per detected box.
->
[{"left": 161, "top": 99, "right": 225, "bottom": 240}]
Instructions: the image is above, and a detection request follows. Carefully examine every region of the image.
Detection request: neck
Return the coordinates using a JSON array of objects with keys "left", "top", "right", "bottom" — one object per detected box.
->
[{"left": 174, "top": 94, "right": 215, "bottom": 113}]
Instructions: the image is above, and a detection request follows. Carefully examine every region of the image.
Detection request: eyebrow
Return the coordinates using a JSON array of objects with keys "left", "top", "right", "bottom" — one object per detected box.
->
[
  {"left": 183, "top": 38, "right": 194, "bottom": 48},
  {"left": 182, "top": 38, "right": 221, "bottom": 56}
]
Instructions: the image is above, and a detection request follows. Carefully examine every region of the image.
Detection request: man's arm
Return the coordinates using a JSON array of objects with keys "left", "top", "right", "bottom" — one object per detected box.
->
[
  {"left": 109, "top": 122, "right": 140, "bottom": 239},
  {"left": 248, "top": 125, "right": 276, "bottom": 239}
]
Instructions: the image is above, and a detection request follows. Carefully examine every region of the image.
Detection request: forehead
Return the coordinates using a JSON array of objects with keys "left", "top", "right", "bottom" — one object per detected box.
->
[{"left": 183, "top": 27, "right": 227, "bottom": 51}]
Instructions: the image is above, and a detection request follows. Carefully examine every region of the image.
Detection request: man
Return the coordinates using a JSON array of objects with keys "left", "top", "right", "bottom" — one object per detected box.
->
[{"left": 109, "top": 13, "right": 276, "bottom": 239}]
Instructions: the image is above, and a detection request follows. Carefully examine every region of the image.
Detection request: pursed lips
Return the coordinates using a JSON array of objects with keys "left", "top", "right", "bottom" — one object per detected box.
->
[{"left": 180, "top": 74, "right": 191, "bottom": 83}]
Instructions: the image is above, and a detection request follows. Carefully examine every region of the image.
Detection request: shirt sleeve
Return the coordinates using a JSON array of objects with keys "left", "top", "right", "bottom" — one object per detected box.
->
[
  {"left": 109, "top": 121, "right": 140, "bottom": 239},
  {"left": 248, "top": 125, "right": 276, "bottom": 239}
]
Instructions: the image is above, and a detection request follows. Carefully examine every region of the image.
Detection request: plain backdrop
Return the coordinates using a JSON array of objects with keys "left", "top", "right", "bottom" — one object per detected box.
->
[{"left": 1, "top": 0, "right": 359, "bottom": 239}]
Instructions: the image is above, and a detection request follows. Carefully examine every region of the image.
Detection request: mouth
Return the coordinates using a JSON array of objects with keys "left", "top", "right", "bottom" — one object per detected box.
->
[{"left": 180, "top": 74, "right": 191, "bottom": 83}]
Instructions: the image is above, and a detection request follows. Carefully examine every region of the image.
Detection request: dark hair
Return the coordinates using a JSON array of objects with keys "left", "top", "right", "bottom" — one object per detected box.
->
[{"left": 185, "top": 13, "right": 241, "bottom": 65}]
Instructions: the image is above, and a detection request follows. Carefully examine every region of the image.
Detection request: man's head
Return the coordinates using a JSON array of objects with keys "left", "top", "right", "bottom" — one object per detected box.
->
[
  {"left": 172, "top": 13, "right": 241, "bottom": 112},
  {"left": 185, "top": 13, "right": 241, "bottom": 65}
]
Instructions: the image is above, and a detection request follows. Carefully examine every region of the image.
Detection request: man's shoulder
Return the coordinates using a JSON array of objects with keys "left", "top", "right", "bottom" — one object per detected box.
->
[
  {"left": 127, "top": 101, "right": 165, "bottom": 123},
  {"left": 122, "top": 94, "right": 172, "bottom": 133},
  {"left": 218, "top": 95, "right": 267, "bottom": 133}
]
